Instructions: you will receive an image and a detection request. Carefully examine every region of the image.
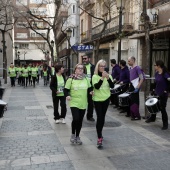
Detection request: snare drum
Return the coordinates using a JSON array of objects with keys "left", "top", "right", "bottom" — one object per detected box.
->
[
  {"left": 145, "top": 97, "right": 160, "bottom": 114},
  {"left": 118, "top": 93, "right": 130, "bottom": 107},
  {"left": 111, "top": 84, "right": 122, "bottom": 94}
]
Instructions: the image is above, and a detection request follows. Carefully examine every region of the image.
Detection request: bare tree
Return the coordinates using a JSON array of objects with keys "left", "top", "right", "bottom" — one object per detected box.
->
[
  {"left": 13, "top": 0, "right": 70, "bottom": 65},
  {"left": 0, "top": 0, "right": 15, "bottom": 84},
  {"left": 79, "top": 0, "right": 115, "bottom": 62}
]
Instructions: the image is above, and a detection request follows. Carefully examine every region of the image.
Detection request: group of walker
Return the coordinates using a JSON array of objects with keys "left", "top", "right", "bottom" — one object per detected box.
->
[
  {"left": 8, "top": 63, "right": 54, "bottom": 87},
  {"left": 50, "top": 54, "right": 170, "bottom": 148}
]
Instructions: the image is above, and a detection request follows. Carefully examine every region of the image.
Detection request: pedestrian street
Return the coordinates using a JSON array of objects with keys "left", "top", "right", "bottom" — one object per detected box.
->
[{"left": 1, "top": 79, "right": 170, "bottom": 170}]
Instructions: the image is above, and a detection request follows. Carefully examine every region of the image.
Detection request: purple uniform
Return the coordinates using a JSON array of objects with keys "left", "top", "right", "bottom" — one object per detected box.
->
[
  {"left": 119, "top": 66, "right": 130, "bottom": 84},
  {"left": 111, "top": 64, "right": 121, "bottom": 81},
  {"left": 155, "top": 72, "right": 170, "bottom": 96}
]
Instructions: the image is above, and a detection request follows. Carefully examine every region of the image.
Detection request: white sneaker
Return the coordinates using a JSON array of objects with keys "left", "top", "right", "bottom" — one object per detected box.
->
[
  {"left": 55, "top": 119, "right": 60, "bottom": 124},
  {"left": 61, "top": 118, "right": 66, "bottom": 124}
]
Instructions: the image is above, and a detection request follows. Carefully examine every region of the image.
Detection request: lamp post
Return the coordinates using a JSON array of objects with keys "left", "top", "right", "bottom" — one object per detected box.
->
[
  {"left": 66, "top": 28, "right": 72, "bottom": 76},
  {"left": 116, "top": 0, "right": 126, "bottom": 64},
  {"left": 51, "top": 40, "right": 54, "bottom": 65},
  {"left": 17, "top": 51, "right": 20, "bottom": 65}
]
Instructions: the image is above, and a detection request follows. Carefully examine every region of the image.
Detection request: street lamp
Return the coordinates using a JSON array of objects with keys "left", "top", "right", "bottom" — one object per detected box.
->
[
  {"left": 51, "top": 40, "right": 54, "bottom": 47},
  {"left": 50, "top": 40, "right": 54, "bottom": 65},
  {"left": 116, "top": 0, "right": 126, "bottom": 64},
  {"left": 66, "top": 28, "right": 72, "bottom": 76},
  {"left": 17, "top": 51, "right": 20, "bottom": 65},
  {"left": 15, "top": 46, "right": 18, "bottom": 60}
]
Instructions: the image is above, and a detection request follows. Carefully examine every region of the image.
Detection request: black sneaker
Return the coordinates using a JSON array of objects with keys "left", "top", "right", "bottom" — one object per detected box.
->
[
  {"left": 145, "top": 119, "right": 155, "bottom": 123},
  {"left": 87, "top": 117, "right": 95, "bottom": 121},
  {"left": 161, "top": 126, "right": 168, "bottom": 130}
]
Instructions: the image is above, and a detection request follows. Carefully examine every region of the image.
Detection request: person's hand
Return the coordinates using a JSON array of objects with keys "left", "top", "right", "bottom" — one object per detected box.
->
[
  {"left": 150, "top": 90, "right": 155, "bottom": 96},
  {"left": 66, "top": 96, "right": 71, "bottom": 101},
  {"left": 90, "top": 91, "right": 94, "bottom": 96},
  {"left": 56, "top": 91, "right": 60, "bottom": 94},
  {"left": 102, "top": 71, "right": 109, "bottom": 79},
  {"left": 119, "top": 81, "right": 123, "bottom": 85},
  {"left": 134, "top": 88, "right": 139, "bottom": 93}
]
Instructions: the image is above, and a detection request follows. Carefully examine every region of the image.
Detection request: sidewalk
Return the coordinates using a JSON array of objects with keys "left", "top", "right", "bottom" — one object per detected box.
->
[{"left": 0, "top": 79, "right": 170, "bottom": 170}]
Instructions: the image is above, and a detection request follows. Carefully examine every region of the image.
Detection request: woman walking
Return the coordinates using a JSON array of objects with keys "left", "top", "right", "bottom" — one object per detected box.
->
[
  {"left": 50, "top": 64, "right": 67, "bottom": 124},
  {"left": 92, "top": 59, "right": 114, "bottom": 147},
  {"left": 64, "top": 64, "right": 92, "bottom": 145},
  {"left": 145, "top": 60, "right": 170, "bottom": 130},
  {"left": 21, "top": 64, "right": 29, "bottom": 88},
  {"left": 43, "top": 67, "right": 48, "bottom": 86}
]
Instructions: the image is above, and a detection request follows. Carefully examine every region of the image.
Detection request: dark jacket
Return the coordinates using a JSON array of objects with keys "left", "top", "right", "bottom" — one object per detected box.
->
[
  {"left": 111, "top": 64, "right": 121, "bottom": 80},
  {"left": 50, "top": 74, "right": 66, "bottom": 98},
  {"left": 90, "top": 63, "right": 95, "bottom": 78},
  {"left": 119, "top": 66, "right": 130, "bottom": 84}
]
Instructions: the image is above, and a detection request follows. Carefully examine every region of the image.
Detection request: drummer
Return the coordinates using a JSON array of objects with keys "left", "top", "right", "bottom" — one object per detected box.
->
[
  {"left": 145, "top": 60, "right": 170, "bottom": 130},
  {"left": 128, "top": 56, "right": 144, "bottom": 120},
  {"left": 110, "top": 59, "right": 121, "bottom": 106},
  {"left": 114, "top": 60, "right": 130, "bottom": 112}
]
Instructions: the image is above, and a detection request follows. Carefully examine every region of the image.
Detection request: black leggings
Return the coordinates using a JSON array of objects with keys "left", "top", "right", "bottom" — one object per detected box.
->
[
  {"left": 70, "top": 107, "right": 85, "bottom": 137},
  {"left": 23, "top": 77, "right": 28, "bottom": 87},
  {"left": 53, "top": 96, "right": 67, "bottom": 120},
  {"left": 149, "top": 94, "right": 168, "bottom": 127},
  {"left": 94, "top": 98, "right": 110, "bottom": 138}
]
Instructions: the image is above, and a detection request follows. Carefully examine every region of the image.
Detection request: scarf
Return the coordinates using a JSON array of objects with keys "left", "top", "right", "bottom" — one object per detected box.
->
[{"left": 69, "top": 73, "right": 86, "bottom": 80}]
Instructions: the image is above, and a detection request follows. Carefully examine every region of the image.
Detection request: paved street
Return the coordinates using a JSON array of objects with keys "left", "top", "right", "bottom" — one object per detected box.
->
[{"left": 1, "top": 79, "right": 170, "bottom": 170}]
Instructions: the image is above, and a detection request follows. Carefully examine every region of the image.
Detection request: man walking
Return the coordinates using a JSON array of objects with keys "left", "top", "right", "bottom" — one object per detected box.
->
[{"left": 82, "top": 54, "right": 95, "bottom": 121}]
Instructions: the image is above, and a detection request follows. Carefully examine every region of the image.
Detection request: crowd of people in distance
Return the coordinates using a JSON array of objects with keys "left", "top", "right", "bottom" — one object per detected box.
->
[{"left": 8, "top": 63, "right": 54, "bottom": 88}]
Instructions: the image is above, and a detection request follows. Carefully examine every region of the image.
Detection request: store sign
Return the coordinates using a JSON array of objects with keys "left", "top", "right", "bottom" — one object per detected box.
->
[{"left": 72, "top": 45, "right": 93, "bottom": 51}]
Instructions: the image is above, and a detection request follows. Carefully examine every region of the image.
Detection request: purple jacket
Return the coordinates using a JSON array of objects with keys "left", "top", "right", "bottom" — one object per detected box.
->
[
  {"left": 111, "top": 64, "right": 121, "bottom": 80},
  {"left": 119, "top": 66, "right": 130, "bottom": 84}
]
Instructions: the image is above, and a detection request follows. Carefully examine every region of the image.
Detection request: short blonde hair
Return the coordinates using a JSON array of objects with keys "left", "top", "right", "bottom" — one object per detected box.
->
[
  {"left": 94, "top": 59, "right": 107, "bottom": 75},
  {"left": 74, "top": 63, "right": 86, "bottom": 74}
]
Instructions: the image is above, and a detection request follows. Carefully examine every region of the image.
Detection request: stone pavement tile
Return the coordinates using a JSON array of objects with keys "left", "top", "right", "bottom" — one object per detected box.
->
[
  {"left": 0, "top": 132, "right": 27, "bottom": 137},
  {"left": 83, "top": 128, "right": 156, "bottom": 149},
  {"left": 31, "top": 156, "right": 50, "bottom": 164},
  {"left": 7, "top": 106, "right": 25, "bottom": 110},
  {"left": 0, "top": 160, "right": 11, "bottom": 168},
  {"left": 72, "top": 157, "right": 117, "bottom": 170},
  {"left": 4, "top": 110, "right": 46, "bottom": 118},
  {"left": 25, "top": 106, "right": 42, "bottom": 110},
  {"left": 11, "top": 161, "right": 75, "bottom": 170},
  {"left": 28, "top": 130, "right": 54, "bottom": 136},
  {"left": 0, "top": 119, "right": 52, "bottom": 132},
  {"left": 9, "top": 101, "right": 39, "bottom": 107},
  {"left": 11, "top": 158, "right": 31, "bottom": 167},
  {"left": 26, "top": 116, "right": 47, "bottom": 120},
  {"left": 108, "top": 150, "right": 170, "bottom": 170},
  {"left": 64, "top": 145, "right": 104, "bottom": 161},
  {"left": 0, "top": 134, "right": 65, "bottom": 161},
  {"left": 49, "top": 154, "right": 69, "bottom": 162}
]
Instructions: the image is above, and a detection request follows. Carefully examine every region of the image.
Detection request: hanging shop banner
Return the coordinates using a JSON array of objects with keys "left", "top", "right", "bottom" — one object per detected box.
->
[{"left": 72, "top": 45, "right": 93, "bottom": 52}]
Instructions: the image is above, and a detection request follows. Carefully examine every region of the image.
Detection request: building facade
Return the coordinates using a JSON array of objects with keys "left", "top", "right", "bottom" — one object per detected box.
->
[
  {"left": 14, "top": 0, "right": 49, "bottom": 66},
  {"left": 129, "top": 0, "right": 170, "bottom": 77},
  {"left": 57, "top": 0, "right": 80, "bottom": 75},
  {"left": 79, "top": 0, "right": 142, "bottom": 72}
]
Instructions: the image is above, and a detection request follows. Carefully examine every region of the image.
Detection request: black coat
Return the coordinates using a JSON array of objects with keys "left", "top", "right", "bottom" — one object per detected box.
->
[{"left": 50, "top": 74, "right": 66, "bottom": 98}]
